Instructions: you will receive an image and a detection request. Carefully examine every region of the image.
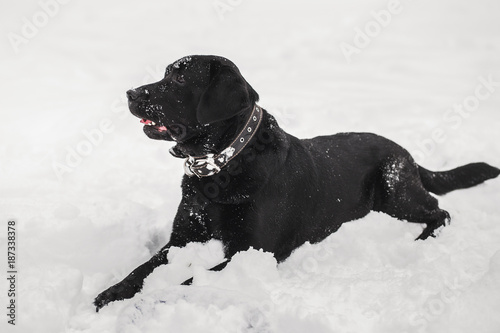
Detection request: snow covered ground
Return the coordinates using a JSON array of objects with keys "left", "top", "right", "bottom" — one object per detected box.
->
[{"left": 1, "top": 0, "right": 500, "bottom": 332}]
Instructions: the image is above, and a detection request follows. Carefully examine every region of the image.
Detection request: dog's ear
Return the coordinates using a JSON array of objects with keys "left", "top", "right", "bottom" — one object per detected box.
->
[{"left": 196, "top": 61, "right": 259, "bottom": 125}]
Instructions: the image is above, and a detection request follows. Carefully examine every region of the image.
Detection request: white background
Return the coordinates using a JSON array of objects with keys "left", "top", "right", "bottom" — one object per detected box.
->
[{"left": 1, "top": 0, "right": 500, "bottom": 332}]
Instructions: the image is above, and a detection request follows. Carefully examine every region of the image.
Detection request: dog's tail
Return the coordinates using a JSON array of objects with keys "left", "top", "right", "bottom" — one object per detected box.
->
[{"left": 418, "top": 162, "right": 500, "bottom": 195}]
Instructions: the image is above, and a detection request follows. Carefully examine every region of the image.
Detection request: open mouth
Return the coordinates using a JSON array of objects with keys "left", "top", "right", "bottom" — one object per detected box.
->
[{"left": 140, "top": 118, "right": 168, "bottom": 132}]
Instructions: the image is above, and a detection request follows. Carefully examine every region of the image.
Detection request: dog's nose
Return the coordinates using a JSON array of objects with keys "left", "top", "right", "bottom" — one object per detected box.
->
[{"left": 126, "top": 89, "right": 149, "bottom": 101}]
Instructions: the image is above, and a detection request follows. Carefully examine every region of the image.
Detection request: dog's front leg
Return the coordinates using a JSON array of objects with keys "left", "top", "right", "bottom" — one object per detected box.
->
[
  {"left": 94, "top": 248, "right": 171, "bottom": 312},
  {"left": 94, "top": 201, "right": 211, "bottom": 312}
]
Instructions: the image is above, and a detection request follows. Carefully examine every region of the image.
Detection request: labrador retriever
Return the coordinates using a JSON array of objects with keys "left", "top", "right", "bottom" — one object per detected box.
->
[{"left": 94, "top": 55, "right": 499, "bottom": 311}]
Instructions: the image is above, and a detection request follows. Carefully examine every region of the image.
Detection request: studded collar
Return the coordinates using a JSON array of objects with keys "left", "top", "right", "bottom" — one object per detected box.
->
[{"left": 182, "top": 104, "right": 263, "bottom": 178}]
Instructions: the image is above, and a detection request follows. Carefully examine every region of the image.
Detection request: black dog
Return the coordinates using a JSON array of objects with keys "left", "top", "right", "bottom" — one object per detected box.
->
[{"left": 94, "top": 55, "right": 499, "bottom": 311}]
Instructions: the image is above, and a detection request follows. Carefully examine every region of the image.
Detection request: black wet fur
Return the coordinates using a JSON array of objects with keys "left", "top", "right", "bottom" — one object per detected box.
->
[{"left": 94, "top": 55, "right": 499, "bottom": 311}]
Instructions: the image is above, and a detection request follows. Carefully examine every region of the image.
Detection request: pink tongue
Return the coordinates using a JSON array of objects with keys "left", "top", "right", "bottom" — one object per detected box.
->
[{"left": 140, "top": 119, "right": 167, "bottom": 132}]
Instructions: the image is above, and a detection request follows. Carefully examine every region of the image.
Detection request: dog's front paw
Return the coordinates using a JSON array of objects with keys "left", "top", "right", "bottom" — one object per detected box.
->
[{"left": 94, "top": 278, "right": 142, "bottom": 312}]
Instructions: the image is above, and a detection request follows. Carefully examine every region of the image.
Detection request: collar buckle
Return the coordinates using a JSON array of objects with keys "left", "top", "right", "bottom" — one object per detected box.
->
[{"left": 184, "top": 154, "right": 221, "bottom": 178}]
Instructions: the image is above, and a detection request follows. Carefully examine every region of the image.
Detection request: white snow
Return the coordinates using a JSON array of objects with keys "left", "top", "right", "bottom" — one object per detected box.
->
[
  {"left": 1, "top": 0, "right": 500, "bottom": 332},
  {"left": 173, "top": 56, "right": 192, "bottom": 69}
]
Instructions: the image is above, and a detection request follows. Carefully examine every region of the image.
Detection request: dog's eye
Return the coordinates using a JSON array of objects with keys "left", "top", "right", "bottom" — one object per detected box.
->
[{"left": 174, "top": 74, "right": 185, "bottom": 84}]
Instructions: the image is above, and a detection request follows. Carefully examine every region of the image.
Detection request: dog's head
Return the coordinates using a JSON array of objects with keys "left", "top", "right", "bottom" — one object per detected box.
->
[{"left": 127, "top": 55, "right": 259, "bottom": 155}]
